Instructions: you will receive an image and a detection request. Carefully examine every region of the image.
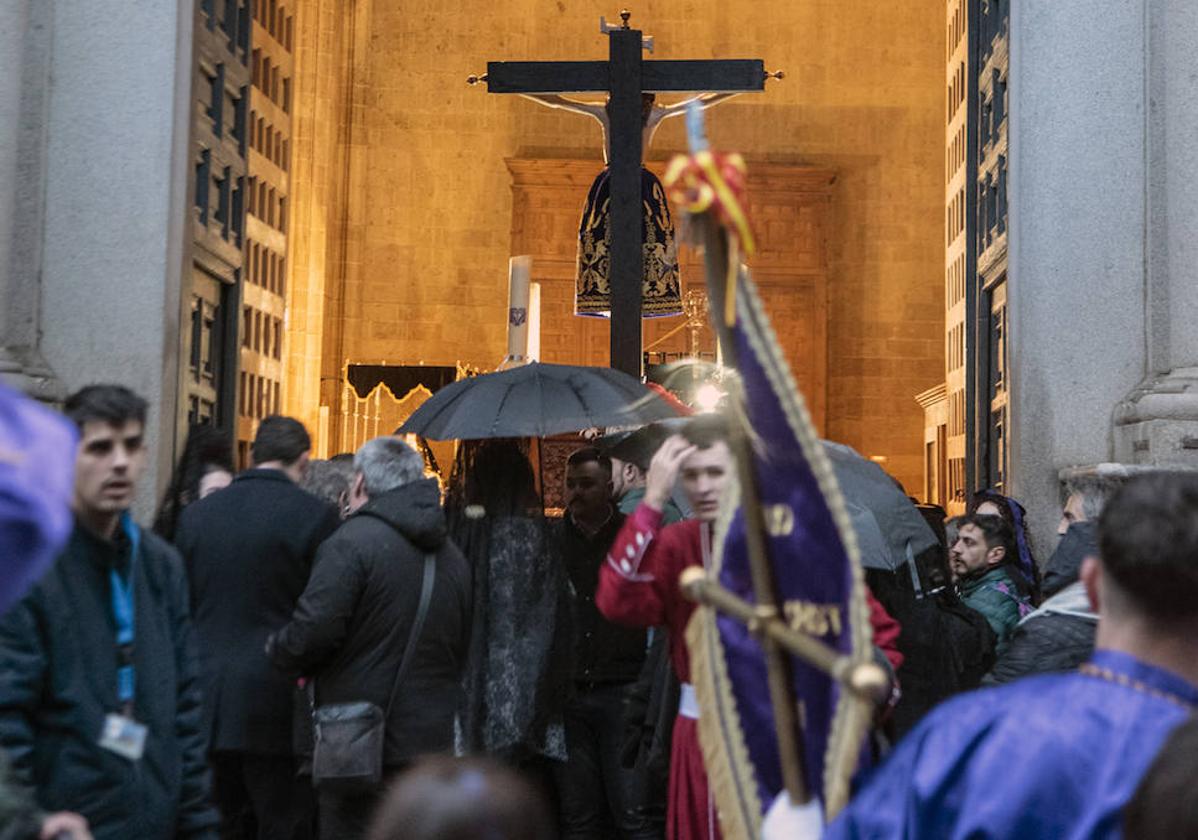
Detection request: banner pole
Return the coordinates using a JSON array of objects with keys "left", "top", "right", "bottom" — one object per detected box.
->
[
  {"left": 697, "top": 213, "right": 809, "bottom": 805},
  {"left": 679, "top": 568, "right": 891, "bottom": 704}
]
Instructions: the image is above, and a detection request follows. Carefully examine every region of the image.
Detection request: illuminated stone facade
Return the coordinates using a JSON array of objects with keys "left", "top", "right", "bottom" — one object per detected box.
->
[
  {"left": 283, "top": 1, "right": 948, "bottom": 491},
  {"left": 183, "top": 0, "right": 250, "bottom": 442},
  {"left": 6, "top": 0, "right": 1196, "bottom": 533},
  {"left": 238, "top": 0, "right": 295, "bottom": 465}
]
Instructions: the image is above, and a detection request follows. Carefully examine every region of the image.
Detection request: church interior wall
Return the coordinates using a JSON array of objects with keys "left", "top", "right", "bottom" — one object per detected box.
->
[{"left": 292, "top": 0, "right": 945, "bottom": 491}]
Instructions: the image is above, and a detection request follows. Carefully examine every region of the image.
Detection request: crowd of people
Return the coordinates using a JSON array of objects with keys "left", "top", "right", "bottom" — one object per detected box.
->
[{"left": 0, "top": 380, "right": 1196, "bottom": 840}]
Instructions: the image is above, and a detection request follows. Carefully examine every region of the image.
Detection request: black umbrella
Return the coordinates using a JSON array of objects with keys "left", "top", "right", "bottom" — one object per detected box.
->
[
  {"left": 822, "top": 440, "right": 939, "bottom": 571},
  {"left": 397, "top": 362, "right": 681, "bottom": 441}
]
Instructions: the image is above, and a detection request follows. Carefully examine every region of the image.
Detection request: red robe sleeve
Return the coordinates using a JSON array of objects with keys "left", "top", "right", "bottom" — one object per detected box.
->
[
  {"left": 867, "top": 590, "right": 904, "bottom": 673},
  {"left": 596, "top": 503, "right": 670, "bottom": 628}
]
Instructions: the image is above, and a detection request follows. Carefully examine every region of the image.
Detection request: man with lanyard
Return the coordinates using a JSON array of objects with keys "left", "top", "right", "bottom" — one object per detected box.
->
[{"left": 0, "top": 385, "right": 218, "bottom": 840}]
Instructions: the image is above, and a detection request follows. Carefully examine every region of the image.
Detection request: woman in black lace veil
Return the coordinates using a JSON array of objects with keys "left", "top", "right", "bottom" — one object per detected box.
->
[
  {"left": 154, "top": 425, "right": 234, "bottom": 542},
  {"left": 447, "top": 439, "right": 574, "bottom": 769}
]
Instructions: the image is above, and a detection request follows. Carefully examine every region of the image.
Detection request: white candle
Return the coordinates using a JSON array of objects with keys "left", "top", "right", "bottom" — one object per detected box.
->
[
  {"left": 503, "top": 256, "right": 532, "bottom": 366},
  {"left": 528, "top": 281, "right": 542, "bottom": 362}
]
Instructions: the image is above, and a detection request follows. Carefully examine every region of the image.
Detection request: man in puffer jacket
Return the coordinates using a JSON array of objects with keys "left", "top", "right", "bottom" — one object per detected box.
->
[{"left": 983, "top": 521, "right": 1100, "bottom": 685}]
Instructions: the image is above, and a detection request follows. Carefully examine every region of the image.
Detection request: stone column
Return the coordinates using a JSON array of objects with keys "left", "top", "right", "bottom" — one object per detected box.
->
[
  {"left": 284, "top": 0, "right": 362, "bottom": 456},
  {"left": 1007, "top": 0, "right": 1198, "bottom": 552},
  {"left": 0, "top": 0, "right": 196, "bottom": 513},
  {"left": 0, "top": 0, "right": 64, "bottom": 402},
  {"left": 1112, "top": 0, "right": 1198, "bottom": 466}
]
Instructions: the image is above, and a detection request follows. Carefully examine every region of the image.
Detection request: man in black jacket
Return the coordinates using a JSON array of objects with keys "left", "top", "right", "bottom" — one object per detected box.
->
[
  {"left": 268, "top": 436, "right": 471, "bottom": 840},
  {"left": 0, "top": 385, "right": 219, "bottom": 840},
  {"left": 983, "top": 474, "right": 1128, "bottom": 687},
  {"left": 984, "top": 496, "right": 1113, "bottom": 686},
  {"left": 176, "top": 415, "right": 339, "bottom": 840},
  {"left": 554, "top": 448, "right": 651, "bottom": 840}
]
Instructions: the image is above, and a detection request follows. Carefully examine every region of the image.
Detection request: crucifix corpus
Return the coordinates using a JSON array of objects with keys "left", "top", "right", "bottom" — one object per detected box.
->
[{"left": 469, "top": 9, "right": 778, "bottom": 376}]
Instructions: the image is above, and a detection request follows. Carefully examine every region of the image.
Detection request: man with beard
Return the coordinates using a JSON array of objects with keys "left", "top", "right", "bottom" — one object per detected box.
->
[
  {"left": 949, "top": 514, "right": 1031, "bottom": 655},
  {"left": 553, "top": 448, "right": 651, "bottom": 839}
]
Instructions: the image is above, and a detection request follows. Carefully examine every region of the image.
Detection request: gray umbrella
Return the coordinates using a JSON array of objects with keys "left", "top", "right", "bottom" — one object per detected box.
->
[
  {"left": 822, "top": 440, "right": 939, "bottom": 571},
  {"left": 843, "top": 501, "right": 893, "bottom": 571},
  {"left": 397, "top": 362, "right": 680, "bottom": 441}
]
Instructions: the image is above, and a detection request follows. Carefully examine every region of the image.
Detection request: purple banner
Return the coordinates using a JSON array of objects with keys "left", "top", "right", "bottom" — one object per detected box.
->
[{"left": 689, "top": 273, "right": 874, "bottom": 835}]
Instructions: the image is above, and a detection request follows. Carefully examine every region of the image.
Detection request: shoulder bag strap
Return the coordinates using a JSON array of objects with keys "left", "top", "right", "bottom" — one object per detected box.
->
[{"left": 384, "top": 552, "right": 436, "bottom": 718}]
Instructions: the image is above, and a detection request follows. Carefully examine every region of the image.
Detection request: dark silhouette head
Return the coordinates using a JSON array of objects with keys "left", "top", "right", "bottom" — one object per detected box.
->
[
  {"left": 153, "top": 425, "right": 234, "bottom": 540},
  {"left": 251, "top": 415, "right": 310, "bottom": 467},
  {"left": 447, "top": 439, "right": 540, "bottom": 518},
  {"left": 367, "top": 756, "right": 555, "bottom": 840},
  {"left": 1098, "top": 472, "right": 1198, "bottom": 621}
]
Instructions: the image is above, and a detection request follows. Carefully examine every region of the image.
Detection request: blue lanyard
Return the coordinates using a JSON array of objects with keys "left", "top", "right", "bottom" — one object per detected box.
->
[{"left": 110, "top": 513, "right": 139, "bottom": 713}]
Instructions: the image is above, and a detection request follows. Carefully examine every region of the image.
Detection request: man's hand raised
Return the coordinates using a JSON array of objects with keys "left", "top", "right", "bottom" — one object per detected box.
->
[{"left": 644, "top": 435, "right": 695, "bottom": 513}]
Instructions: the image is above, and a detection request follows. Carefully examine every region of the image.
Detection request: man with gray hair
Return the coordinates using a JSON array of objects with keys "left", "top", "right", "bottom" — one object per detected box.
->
[
  {"left": 268, "top": 437, "right": 471, "bottom": 840},
  {"left": 1044, "top": 470, "right": 1129, "bottom": 597},
  {"left": 301, "top": 453, "right": 357, "bottom": 517}
]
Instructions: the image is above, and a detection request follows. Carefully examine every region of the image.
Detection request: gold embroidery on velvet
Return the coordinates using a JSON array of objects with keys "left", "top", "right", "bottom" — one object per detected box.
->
[{"left": 575, "top": 170, "right": 682, "bottom": 317}]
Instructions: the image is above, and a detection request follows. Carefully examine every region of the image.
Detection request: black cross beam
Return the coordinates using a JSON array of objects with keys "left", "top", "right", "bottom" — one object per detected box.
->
[{"left": 478, "top": 15, "right": 764, "bottom": 376}]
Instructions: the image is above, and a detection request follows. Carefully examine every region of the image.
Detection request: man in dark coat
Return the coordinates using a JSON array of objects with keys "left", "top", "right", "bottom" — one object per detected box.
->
[
  {"left": 553, "top": 447, "right": 651, "bottom": 839},
  {"left": 176, "top": 415, "right": 339, "bottom": 839},
  {"left": 268, "top": 436, "right": 471, "bottom": 840},
  {"left": 1043, "top": 471, "right": 1127, "bottom": 597},
  {"left": 0, "top": 385, "right": 219, "bottom": 840}
]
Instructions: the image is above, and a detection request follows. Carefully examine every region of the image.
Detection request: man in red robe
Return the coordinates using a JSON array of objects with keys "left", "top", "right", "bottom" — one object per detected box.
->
[{"left": 596, "top": 417, "right": 901, "bottom": 840}]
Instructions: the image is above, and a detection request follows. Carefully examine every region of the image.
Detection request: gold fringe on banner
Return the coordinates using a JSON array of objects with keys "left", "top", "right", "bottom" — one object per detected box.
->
[{"left": 686, "top": 268, "right": 877, "bottom": 832}]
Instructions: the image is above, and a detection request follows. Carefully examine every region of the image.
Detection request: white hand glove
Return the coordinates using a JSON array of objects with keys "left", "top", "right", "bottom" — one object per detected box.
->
[{"left": 761, "top": 791, "right": 824, "bottom": 840}]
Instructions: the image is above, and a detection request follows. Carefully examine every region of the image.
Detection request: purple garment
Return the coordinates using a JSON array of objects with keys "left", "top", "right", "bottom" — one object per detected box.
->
[
  {"left": 826, "top": 649, "right": 1198, "bottom": 839},
  {"left": 0, "top": 384, "right": 76, "bottom": 614}
]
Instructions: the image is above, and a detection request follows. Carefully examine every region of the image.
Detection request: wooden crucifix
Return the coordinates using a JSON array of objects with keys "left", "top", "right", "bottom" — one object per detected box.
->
[{"left": 470, "top": 10, "right": 769, "bottom": 376}]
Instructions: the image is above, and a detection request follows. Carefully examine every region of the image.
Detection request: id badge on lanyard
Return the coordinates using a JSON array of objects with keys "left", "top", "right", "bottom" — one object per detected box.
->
[{"left": 98, "top": 513, "right": 147, "bottom": 761}]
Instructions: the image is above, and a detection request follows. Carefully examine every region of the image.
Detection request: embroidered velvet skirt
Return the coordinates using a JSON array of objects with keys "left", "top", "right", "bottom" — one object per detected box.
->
[{"left": 576, "top": 167, "right": 683, "bottom": 318}]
